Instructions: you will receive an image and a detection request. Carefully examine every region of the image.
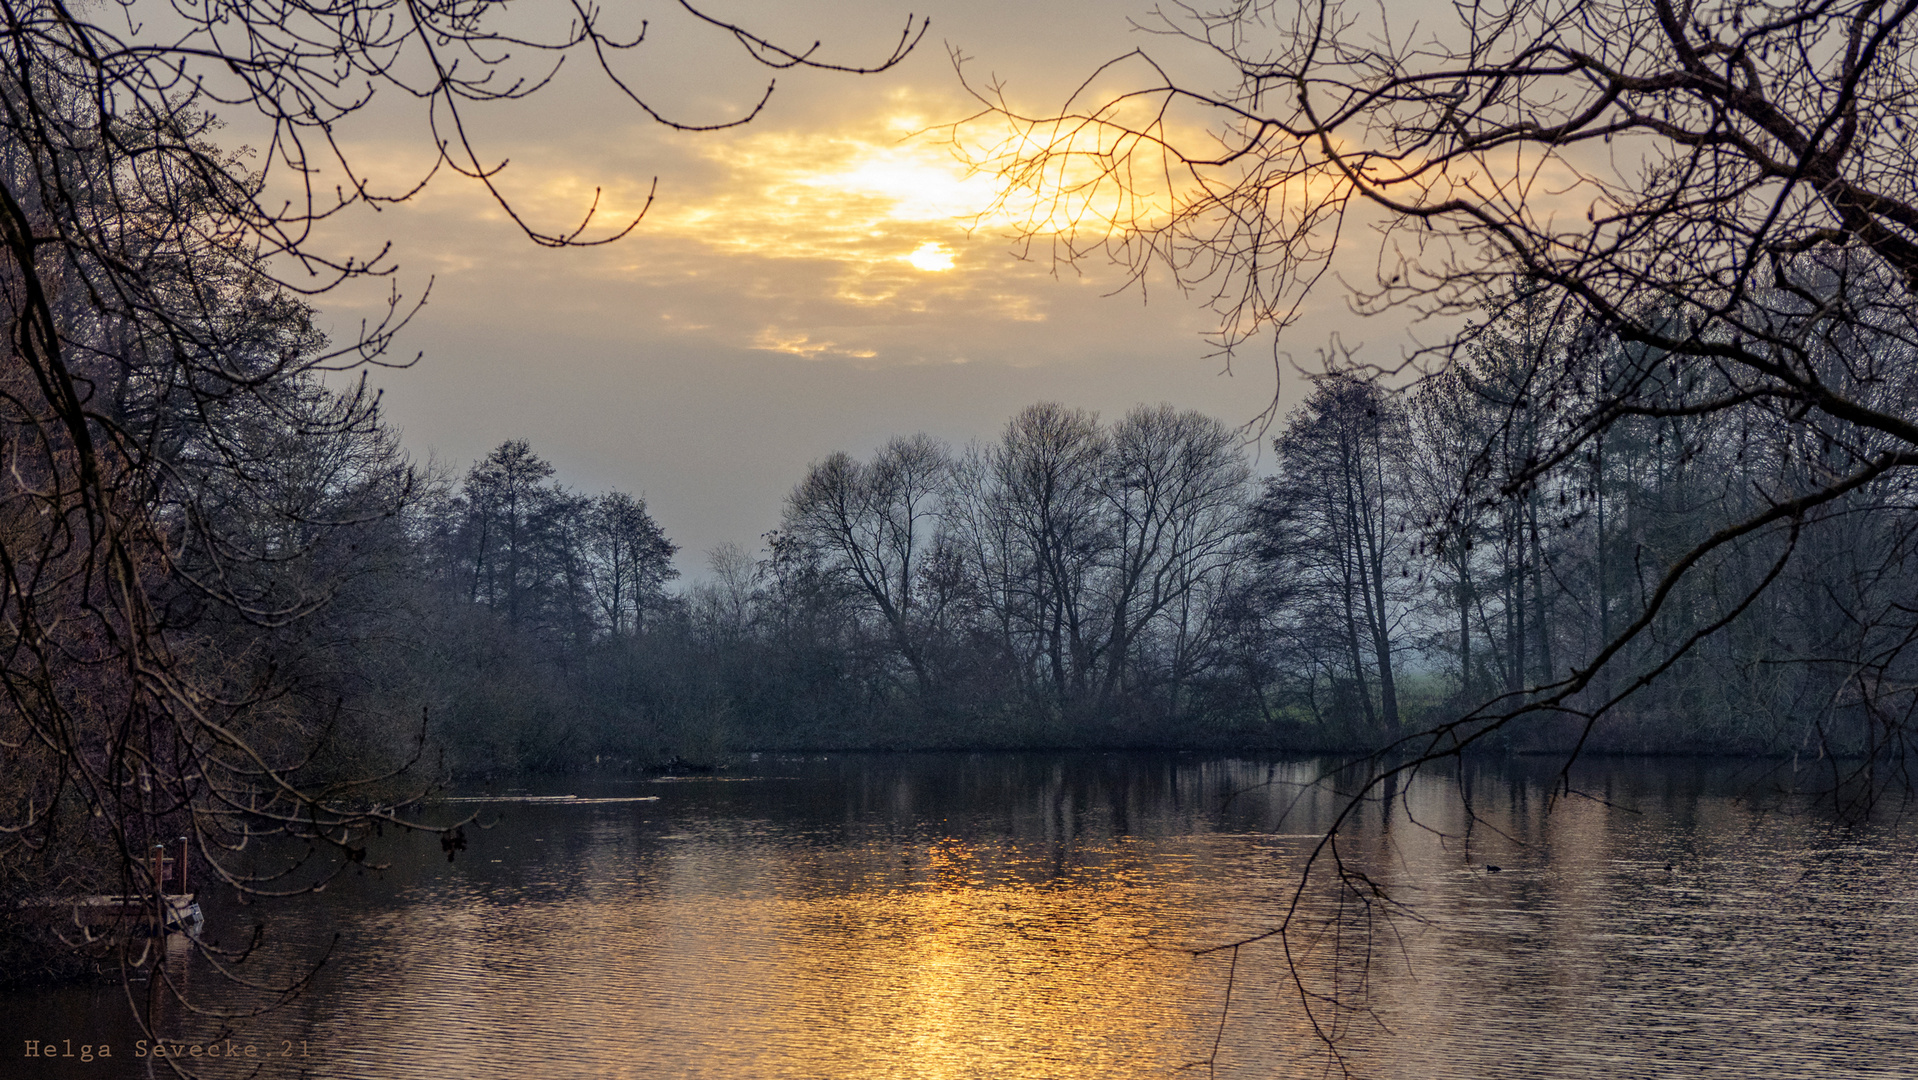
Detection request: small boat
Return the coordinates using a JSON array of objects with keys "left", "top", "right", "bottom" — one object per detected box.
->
[{"left": 51, "top": 893, "right": 202, "bottom": 935}]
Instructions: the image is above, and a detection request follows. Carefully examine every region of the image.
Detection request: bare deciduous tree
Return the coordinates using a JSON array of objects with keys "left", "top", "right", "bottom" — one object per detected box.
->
[
  {"left": 782, "top": 434, "right": 953, "bottom": 695},
  {"left": 1255, "top": 373, "right": 1413, "bottom": 738}
]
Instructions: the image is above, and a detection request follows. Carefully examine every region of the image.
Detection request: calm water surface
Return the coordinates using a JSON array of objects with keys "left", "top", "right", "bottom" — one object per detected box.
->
[{"left": 6, "top": 753, "right": 1916, "bottom": 1078}]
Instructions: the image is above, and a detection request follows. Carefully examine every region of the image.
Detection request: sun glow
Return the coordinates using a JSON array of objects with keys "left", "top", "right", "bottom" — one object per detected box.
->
[
  {"left": 351, "top": 89, "right": 1201, "bottom": 364},
  {"left": 645, "top": 119, "right": 1008, "bottom": 263},
  {"left": 905, "top": 242, "right": 955, "bottom": 272}
]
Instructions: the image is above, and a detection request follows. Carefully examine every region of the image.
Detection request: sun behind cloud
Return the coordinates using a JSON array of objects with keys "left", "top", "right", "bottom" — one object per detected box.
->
[
  {"left": 360, "top": 88, "right": 1200, "bottom": 364},
  {"left": 906, "top": 242, "right": 955, "bottom": 272}
]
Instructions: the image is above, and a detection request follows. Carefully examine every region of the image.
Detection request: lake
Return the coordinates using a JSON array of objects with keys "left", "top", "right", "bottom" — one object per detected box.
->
[{"left": 5, "top": 753, "right": 1916, "bottom": 1078}]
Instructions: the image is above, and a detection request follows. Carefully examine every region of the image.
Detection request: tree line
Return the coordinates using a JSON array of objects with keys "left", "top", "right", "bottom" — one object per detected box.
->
[{"left": 366, "top": 286, "right": 1916, "bottom": 766}]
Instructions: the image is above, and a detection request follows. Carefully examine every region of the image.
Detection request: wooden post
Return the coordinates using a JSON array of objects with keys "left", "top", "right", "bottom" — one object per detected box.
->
[{"left": 152, "top": 844, "right": 165, "bottom": 935}]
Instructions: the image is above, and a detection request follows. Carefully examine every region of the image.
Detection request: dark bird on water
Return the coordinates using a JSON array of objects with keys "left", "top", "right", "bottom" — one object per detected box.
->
[{"left": 1486, "top": 865, "right": 1502, "bottom": 873}]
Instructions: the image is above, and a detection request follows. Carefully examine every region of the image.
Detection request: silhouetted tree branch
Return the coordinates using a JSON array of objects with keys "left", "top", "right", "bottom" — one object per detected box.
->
[
  {"left": 0, "top": 0, "right": 923, "bottom": 1051},
  {"left": 962, "top": 0, "right": 1918, "bottom": 1063}
]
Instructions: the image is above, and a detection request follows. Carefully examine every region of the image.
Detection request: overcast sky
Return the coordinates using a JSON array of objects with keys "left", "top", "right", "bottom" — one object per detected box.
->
[{"left": 296, "top": 0, "right": 1419, "bottom": 576}]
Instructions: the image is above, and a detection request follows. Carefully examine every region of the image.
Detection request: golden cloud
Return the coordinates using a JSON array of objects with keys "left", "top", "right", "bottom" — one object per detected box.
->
[{"left": 314, "top": 89, "right": 1202, "bottom": 365}]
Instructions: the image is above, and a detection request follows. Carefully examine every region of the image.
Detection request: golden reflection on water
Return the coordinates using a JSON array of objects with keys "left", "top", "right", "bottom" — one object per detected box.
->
[
  {"left": 13, "top": 756, "right": 1918, "bottom": 1080},
  {"left": 304, "top": 833, "right": 1245, "bottom": 1080}
]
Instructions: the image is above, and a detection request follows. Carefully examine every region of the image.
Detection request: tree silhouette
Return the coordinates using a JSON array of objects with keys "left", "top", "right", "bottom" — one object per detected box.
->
[{"left": 0, "top": 0, "right": 922, "bottom": 1030}]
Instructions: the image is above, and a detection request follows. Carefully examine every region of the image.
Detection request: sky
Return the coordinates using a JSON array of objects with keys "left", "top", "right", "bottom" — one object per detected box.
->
[{"left": 294, "top": 0, "right": 1421, "bottom": 576}]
